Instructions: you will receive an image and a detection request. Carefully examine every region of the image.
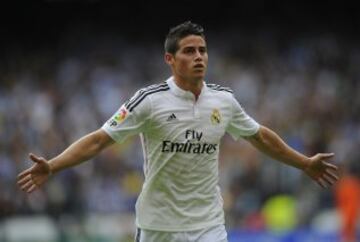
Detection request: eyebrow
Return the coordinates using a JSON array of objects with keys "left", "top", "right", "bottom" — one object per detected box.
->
[{"left": 182, "top": 45, "right": 207, "bottom": 50}]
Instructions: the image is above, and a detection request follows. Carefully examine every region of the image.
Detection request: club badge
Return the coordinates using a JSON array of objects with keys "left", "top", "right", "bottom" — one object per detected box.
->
[{"left": 210, "top": 108, "right": 221, "bottom": 125}]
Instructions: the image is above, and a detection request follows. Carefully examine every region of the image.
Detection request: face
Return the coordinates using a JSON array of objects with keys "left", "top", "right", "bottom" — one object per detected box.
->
[{"left": 165, "top": 35, "right": 208, "bottom": 83}]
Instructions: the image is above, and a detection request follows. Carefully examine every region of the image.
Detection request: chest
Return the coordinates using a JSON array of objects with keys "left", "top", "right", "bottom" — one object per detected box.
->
[{"left": 148, "top": 96, "right": 231, "bottom": 143}]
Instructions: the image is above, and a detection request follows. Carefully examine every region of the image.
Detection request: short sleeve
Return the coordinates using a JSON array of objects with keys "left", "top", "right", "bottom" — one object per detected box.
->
[
  {"left": 102, "top": 90, "right": 151, "bottom": 143},
  {"left": 226, "top": 96, "right": 260, "bottom": 140}
]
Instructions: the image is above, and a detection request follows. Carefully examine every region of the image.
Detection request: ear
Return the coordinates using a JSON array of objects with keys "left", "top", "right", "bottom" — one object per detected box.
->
[{"left": 164, "top": 53, "right": 174, "bottom": 65}]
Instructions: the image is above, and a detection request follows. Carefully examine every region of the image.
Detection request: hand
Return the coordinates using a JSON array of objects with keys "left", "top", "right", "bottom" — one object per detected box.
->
[
  {"left": 17, "top": 153, "right": 52, "bottom": 193},
  {"left": 304, "top": 153, "right": 339, "bottom": 188}
]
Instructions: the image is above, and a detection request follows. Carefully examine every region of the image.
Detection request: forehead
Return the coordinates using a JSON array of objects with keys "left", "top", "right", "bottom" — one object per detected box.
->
[{"left": 178, "top": 35, "right": 206, "bottom": 49}]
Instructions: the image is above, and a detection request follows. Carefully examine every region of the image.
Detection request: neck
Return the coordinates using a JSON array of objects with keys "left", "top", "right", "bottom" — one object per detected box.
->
[{"left": 173, "top": 76, "right": 203, "bottom": 99}]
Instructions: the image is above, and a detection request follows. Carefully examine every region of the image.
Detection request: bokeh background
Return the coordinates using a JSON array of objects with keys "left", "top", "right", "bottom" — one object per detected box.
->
[{"left": 1, "top": 1, "right": 359, "bottom": 241}]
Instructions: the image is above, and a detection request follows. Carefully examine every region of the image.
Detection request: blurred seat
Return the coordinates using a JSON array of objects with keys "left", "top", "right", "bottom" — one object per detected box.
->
[
  {"left": 3, "top": 215, "right": 58, "bottom": 242},
  {"left": 311, "top": 208, "right": 341, "bottom": 233}
]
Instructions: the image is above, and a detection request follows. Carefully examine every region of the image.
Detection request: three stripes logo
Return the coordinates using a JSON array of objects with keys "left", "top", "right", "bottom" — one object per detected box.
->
[{"left": 166, "top": 113, "right": 177, "bottom": 121}]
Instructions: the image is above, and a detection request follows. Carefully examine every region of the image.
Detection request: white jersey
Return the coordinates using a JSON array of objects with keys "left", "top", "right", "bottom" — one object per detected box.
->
[{"left": 102, "top": 77, "right": 260, "bottom": 231}]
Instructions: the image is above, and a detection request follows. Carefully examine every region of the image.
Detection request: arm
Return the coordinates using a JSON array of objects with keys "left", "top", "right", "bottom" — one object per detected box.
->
[
  {"left": 49, "top": 129, "right": 114, "bottom": 174},
  {"left": 245, "top": 125, "right": 339, "bottom": 188},
  {"left": 17, "top": 129, "right": 114, "bottom": 193}
]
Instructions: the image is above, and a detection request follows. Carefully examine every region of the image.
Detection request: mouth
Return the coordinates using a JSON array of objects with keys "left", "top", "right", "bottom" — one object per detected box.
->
[{"left": 193, "top": 64, "right": 205, "bottom": 69}]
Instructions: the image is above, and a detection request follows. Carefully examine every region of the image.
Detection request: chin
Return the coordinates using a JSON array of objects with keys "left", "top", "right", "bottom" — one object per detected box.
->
[
  {"left": 191, "top": 75, "right": 204, "bottom": 82},
  {"left": 193, "top": 72, "right": 205, "bottom": 80}
]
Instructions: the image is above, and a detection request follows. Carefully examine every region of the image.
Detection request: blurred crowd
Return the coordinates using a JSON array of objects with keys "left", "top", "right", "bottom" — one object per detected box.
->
[{"left": 0, "top": 26, "right": 359, "bottom": 239}]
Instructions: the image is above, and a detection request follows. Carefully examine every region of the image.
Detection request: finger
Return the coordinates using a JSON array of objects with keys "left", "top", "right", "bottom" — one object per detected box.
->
[
  {"left": 316, "top": 180, "right": 325, "bottom": 188},
  {"left": 318, "top": 153, "right": 335, "bottom": 161},
  {"left": 319, "top": 153, "right": 335, "bottom": 158},
  {"left": 29, "top": 153, "right": 46, "bottom": 164},
  {"left": 324, "top": 162, "right": 338, "bottom": 171},
  {"left": 26, "top": 184, "right": 38, "bottom": 193},
  {"left": 21, "top": 179, "right": 34, "bottom": 192},
  {"left": 322, "top": 174, "right": 336, "bottom": 186},
  {"left": 317, "top": 178, "right": 327, "bottom": 188},
  {"left": 17, "top": 168, "right": 32, "bottom": 180},
  {"left": 17, "top": 174, "right": 32, "bottom": 186},
  {"left": 325, "top": 168, "right": 339, "bottom": 181}
]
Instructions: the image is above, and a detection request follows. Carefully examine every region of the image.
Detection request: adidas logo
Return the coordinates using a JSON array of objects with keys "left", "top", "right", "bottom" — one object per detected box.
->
[{"left": 166, "top": 113, "right": 177, "bottom": 121}]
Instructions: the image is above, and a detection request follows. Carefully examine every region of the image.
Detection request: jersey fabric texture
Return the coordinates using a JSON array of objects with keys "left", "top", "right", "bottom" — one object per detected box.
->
[
  {"left": 102, "top": 76, "right": 260, "bottom": 232},
  {"left": 135, "top": 224, "right": 228, "bottom": 242}
]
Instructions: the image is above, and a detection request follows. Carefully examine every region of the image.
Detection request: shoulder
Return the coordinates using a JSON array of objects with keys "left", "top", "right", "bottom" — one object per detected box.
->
[
  {"left": 206, "top": 83, "right": 234, "bottom": 101},
  {"left": 206, "top": 83, "right": 234, "bottom": 94},
  {"left": 125, "top": 82, "right": 170, "bottom": 112},
  {"left": 137, "top": 82, "right": 170, "bottom": 94}
]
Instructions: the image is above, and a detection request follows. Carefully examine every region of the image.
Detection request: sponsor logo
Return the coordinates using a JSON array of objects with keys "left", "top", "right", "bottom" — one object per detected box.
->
[
  {"left": 109, "top": 120, "right": 118, "bottom": 127},
  {"left": 210, "top": 108, "right": 221, "bottom": 125},
  {"left": 162, "top": 140, "right": 217, "bottom": 154},
  {"left": 108, "top": 106, "right": 128, "bottom": 127},
  {"left": 161, "top": 129, "right": 218, "bottom": 155},
  {"left": 114, "top": 106, "right": 128, "bottom": 122}
]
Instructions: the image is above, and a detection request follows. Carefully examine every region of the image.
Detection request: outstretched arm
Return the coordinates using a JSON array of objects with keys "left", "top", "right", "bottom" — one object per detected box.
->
[
  {"left": 245, "top": 125, "right": 339, "bottom": 188},
  {"left": 17, "top": 129, "right": 114, "bottom": 193}
]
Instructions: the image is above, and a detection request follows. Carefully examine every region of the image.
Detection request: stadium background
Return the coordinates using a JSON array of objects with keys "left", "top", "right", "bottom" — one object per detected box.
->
[{"left": 1, "top": 1, "right": 359, "bottom": 241}]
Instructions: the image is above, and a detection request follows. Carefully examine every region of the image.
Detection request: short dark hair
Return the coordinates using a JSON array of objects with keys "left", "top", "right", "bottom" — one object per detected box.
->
[{"left": 164, "top": 21, "right": 205, "bottom": 55}]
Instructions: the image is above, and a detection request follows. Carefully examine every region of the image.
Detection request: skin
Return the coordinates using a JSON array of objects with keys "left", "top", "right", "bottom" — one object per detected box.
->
[
  {"left": 17, "top": 129, "right": 114, "bottom": 193},
  {"left": 164, "top": 35, "right": 208, "bottom": 99},
  {"left": 17, "top": 34, "right": 339, "bottom": 194}
]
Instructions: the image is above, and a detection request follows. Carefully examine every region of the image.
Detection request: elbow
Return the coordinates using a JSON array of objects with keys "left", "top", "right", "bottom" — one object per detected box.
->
[
  {"left": 246, "top": 126, "right": 278, "bottom": 151},
  {"left": 89, "top": 129, "right": 114, "bottom": 153},
  {"left": 246, "top": 126, "right": 265, "bottom": 143}
]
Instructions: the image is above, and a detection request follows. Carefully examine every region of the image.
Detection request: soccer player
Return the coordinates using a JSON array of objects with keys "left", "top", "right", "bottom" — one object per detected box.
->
[{"left": 17, "top": 21, "right": 339, "bottom": 242}]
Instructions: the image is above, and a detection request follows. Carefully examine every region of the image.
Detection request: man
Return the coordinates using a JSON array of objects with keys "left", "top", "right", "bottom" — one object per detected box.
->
[{"left": 17, "top": 21, "right": 339, "bottom": 242}]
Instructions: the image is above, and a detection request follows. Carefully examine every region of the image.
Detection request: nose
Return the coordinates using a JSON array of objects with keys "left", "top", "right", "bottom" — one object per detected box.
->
[{"left": 194, "top": 50, "right": 203, "bottom": 61}]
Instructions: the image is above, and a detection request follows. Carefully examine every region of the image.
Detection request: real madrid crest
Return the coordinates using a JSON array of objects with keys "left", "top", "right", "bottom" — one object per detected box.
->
[{"left": 210, "top": 108, "right": 221, "bottom": 125}]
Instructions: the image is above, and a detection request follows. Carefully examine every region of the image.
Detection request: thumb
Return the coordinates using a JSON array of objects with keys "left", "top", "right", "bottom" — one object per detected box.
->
[
  {"left": 318, "top": 153, "right": 335, "bottom": 160},
  {"left": 29, "top": 153, "right": 46, "bottom": 164}
]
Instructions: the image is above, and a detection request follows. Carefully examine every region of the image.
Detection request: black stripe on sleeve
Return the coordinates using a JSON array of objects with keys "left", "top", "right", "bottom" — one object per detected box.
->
[
  {"left": 217, "top": 88, "right": 233, "bottom": 93},
  {"left": 206, "top": 83, "right": 233, "bottom": 93},
  {"left": 125, "top": 83, "right": 168, "bottom": 110},
  {"left": 128, "top": 86, "right": 170, "bottom": 112}
]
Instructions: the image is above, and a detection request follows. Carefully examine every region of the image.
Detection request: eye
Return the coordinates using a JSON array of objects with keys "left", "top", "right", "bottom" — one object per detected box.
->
[
  {"left": 199, "top": 47, "right": 207, "bottom": 54},
  {"left": 183, "top": 47, "right": 195, "bottom": 54}
]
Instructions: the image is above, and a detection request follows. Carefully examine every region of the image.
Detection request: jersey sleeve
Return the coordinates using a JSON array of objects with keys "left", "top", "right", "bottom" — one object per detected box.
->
[
  {"left": 102, "top": 90, "right": 151, "bottom": 143},
  {"left": 226, "top": 95, "right": 260, "bottom": 140}
]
